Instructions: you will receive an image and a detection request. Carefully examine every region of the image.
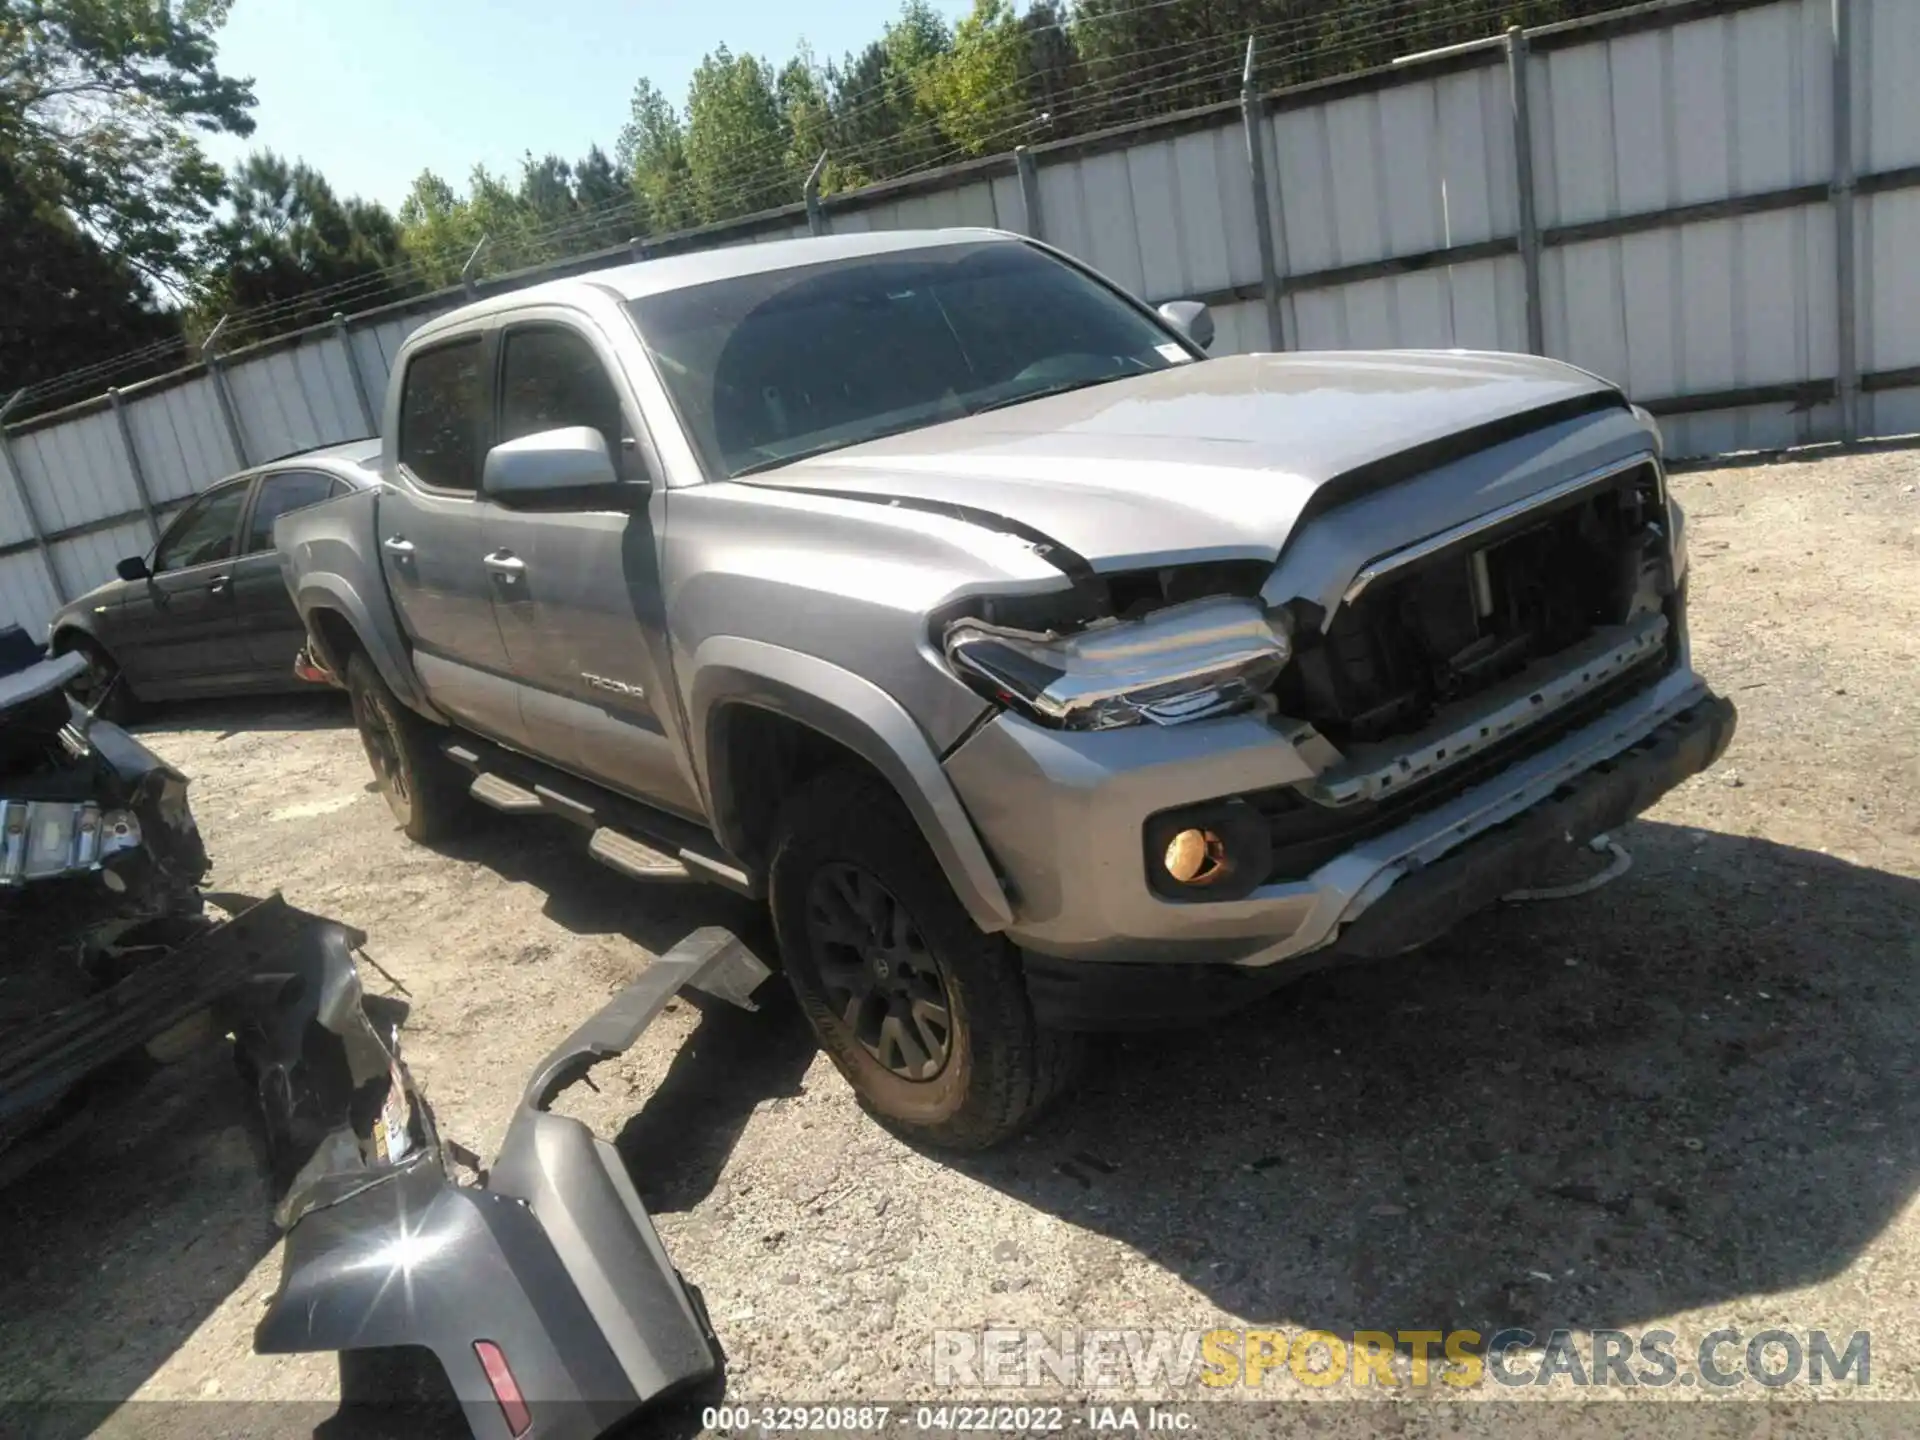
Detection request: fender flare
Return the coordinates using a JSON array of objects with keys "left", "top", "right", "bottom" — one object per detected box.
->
[
  {"left": 688, "top": 637, "right": 1014, "bottom": 933},
  {"left": 47, "top": 617, "right": 103, "bottom": 655},
  {"left": 294, "top": 573, "right": 446, "bottom": 723}
]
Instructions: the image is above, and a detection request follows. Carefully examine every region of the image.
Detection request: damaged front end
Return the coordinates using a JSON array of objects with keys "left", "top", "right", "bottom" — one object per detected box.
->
[
  {"left": 242, "top": 924, "right": 771, "bottom": 1440},
  {"left": 0, "top": 652, "right": 225, "bottom": 1183}
]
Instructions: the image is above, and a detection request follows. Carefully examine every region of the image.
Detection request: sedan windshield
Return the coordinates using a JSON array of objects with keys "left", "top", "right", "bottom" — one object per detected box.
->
[{"left": 629, "top": 241, "right": 1192, "bottom": 479}]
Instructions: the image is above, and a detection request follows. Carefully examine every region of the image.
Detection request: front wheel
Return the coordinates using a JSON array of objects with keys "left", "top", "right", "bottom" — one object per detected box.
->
[
  {"left": 769, "top": 769, "right": 1081, "bottom": 1149},
  {"left": 345, "top": 652, "right": 466, "bottom": 843}
]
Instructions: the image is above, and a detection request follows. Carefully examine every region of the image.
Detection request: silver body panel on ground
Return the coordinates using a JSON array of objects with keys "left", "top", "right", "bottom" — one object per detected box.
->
[
  {"left": 273, "top": 229, "right": 1722, "bottom": 977},
  {"left": 250, "top": 925, "right": 769, "bottom": 1439}
]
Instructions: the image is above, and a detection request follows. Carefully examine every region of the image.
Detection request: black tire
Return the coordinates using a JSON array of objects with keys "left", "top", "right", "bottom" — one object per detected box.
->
[
  {"left": 345, "top": 652, "right": 466, "bottom": 843},
  {"left": 62, "top": 635, "right": 138, "bottom": 723},
  {"left": 769, "top": 768, "right": 1081, "bottom": 1149}
]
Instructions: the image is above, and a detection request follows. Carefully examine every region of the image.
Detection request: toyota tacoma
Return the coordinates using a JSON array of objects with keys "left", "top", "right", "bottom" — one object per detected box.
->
[{"left": 272, "top": 229, "right": 1735, "bottom": 1148}]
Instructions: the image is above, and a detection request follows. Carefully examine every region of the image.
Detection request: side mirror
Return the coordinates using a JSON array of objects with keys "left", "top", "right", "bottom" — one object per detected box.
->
[
  {"left": 1157, "top": 300, "right": 1215, "bottom": 353},
  {"left": 481, "top": 426, "right": 638, "bottom": 510},
  {"left": 116, "top": 555, "right": 150, "bottom": 582}
]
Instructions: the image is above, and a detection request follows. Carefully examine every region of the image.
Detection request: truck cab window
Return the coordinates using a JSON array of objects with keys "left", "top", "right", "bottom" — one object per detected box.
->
[
  {"left": 398, "top": 338, "right": 485, "bottom": 491},
  {"left": 500, "top": 326, "right": 632, "bottom": 474}
]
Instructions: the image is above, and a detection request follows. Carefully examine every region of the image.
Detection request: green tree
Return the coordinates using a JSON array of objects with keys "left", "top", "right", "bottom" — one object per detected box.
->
[
  {"left": 821, "top": 2, "right": 953, "bottom": 184},
  {"left": 0, "top": 0, "right": 254, "bottom": 403},
  {"left": 568, "top": 143, "right": 632, "bottom": 251},
  {"left": 920, "top": 0, "right": 1028, "bottom": 157},
  {"left": 0, "top": 152, "right": 181, "bottom": 404},
  {"left": 456, "top": 164, "right": 545, "bottom": 272},
  {"left": 617, "top": 77, "right": 697, "bottom": 235},
  {"left": 396, "top": 168, "right": 484, "bottom": 289},
  {"left": 683, "top": 45, "right": 790, "bottom": 222},
  {"left": 1018, "top": 0, "right": 1085, "bottom": 140},
  {"left": 777, "top": 49, "right": 834, "bottom": 191},
  {"left": 196, "top": 150, "right": 410, "bottom": 338},
  {"left": 0, "top": 0, "right": 255, "bottom": 288}
]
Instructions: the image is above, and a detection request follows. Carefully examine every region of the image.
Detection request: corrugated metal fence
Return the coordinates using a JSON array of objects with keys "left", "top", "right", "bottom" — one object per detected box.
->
[{"left": 4, "top": 0, "right": 1915, "bottom": 635}]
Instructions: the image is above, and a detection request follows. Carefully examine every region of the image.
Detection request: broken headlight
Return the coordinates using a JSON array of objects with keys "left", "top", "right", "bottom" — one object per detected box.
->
[{"left": 944, "top": 597, "right": 1291, "bottom": 732}]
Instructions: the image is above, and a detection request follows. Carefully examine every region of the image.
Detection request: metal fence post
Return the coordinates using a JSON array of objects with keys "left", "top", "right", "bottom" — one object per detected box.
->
[
  {"left": 0, "top": 389, "right": 68, "bottom": 604},
  {"left": 1241, "top": 36, "right": 1286, "bottom": 351},
  {"left": 1506, "top": 26, "right": 1546, "bottom": 355},
  {"left": 461, "top": 235, "right": 489, "bottom": 299},
  {"left": 105, "top": 388, "right": 161, "bottom": 543},
  {"left": 1015, "top": 146, "right": 1045, "bottom": 240},
  {"left": 805, "top": 152, "right": 829, "bottom": 236},
  {"left": 333, "top": 313, "right": 378, "bottom": 437},
  {"left": 201, "top": 316, "right": 251, "bottom": 469},
  {"left": 1831, "top": 0, "right": 1859, "bottom": 440}
]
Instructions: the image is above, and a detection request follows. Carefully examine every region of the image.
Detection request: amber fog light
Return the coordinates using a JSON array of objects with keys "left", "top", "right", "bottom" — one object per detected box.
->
[
  {"left": 1164, "top": 828, "right": 1226, "bottom": 884},
  {"left": 1145, "top": 801, "right": 1271, "bottom": 901}
]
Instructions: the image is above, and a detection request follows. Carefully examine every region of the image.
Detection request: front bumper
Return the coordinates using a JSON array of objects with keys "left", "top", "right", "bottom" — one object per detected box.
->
[{"left": 945, "top": 664, "right": 1733, "bottom": 977}]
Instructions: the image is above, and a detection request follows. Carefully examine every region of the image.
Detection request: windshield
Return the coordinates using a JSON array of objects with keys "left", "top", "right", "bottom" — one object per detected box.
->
[{"left": 629, "top": 241, "right": 1193, "bottom": 479}]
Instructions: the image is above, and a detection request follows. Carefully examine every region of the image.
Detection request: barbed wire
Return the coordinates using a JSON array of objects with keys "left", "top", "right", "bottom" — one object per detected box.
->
[{"left": 15, "top": 0, "right": 1531, "bottom": 416}]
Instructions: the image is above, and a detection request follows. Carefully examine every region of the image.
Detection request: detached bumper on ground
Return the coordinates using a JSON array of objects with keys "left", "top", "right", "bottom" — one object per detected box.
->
[
  {"left": 1019, "top": 690, "right": 1736, "bottom": 1030},
  {"left": 248, "top": 925, "right": 772, "bottom": 1440}
]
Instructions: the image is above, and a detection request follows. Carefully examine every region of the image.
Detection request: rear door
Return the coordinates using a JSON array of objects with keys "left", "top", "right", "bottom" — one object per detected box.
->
[
  {"left": 380, "top": 333, "right": 526, "bottom": 745},
  {"left": 116, "top": 479, "right": 254, "bottom": 694},
  {"left": 483, "top": 316, "right": 701, "bottom": 816},
  {"left": 236, "top": 468, "right": 342, "bottom": 675}
]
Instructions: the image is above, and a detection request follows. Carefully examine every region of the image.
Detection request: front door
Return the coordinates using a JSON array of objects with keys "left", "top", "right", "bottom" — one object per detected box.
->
[
  {"left": 117, "top": 478, "right": 253, "bottom": 695},
  {"left": 483, "top": 319, "right": 701, "bottom": 817},
  {"left": 382, "top": 333, "right": 524, "bottom": 745}
]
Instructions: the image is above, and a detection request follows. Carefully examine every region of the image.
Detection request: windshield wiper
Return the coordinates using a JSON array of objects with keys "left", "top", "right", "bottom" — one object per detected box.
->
[
  {"left": 730, "top": 373, "right": 1130, "bottom": 476},
  {"left": 966, "top": 374, "right": 1127, "bottom": 416},
  {"left": 731, "top": 438, "right": 871, "bottom": 477}
]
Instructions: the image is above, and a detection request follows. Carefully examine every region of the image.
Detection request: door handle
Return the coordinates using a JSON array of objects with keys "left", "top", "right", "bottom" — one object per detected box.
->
[
  {"left": 382, "top": 536, "right": 416, "bottom": 557},
  {"left": 483, "top": 550, "right": 526, "bottom": 584},
  {"left": 207, "top": 574, "right": 231, "bottom": 598}
]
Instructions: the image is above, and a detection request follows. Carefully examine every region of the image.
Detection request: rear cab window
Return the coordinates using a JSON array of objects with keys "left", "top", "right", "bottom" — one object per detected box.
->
[{"left": 398, "top": 337, "right": 487, "bottom": 491}]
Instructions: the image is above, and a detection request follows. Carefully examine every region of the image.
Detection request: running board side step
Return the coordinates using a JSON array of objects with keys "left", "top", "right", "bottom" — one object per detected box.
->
[
  {"left": 440, "top": 739, "right": 758, "bottom": 898},
  {"left": 588, "top": 828, "right": 692, "bottom": 882},
  {"left": 469, "top": 773, "right": 543, "bottom": 814}
]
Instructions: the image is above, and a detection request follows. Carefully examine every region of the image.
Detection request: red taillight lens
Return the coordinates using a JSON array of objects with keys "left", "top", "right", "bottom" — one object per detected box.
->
[{"left": 473, "top": 1340, "right": 532, "bottom": 1437}]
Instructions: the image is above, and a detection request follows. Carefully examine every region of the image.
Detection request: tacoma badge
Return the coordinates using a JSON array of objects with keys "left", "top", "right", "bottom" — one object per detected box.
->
[{"left": 582, "top": 673, "right": 646, "bottom": 700}]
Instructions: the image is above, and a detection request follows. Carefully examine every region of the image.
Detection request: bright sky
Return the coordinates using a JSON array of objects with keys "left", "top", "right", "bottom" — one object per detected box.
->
[{"left": 205, "top": 0, "right": 974, "bottom": 211}]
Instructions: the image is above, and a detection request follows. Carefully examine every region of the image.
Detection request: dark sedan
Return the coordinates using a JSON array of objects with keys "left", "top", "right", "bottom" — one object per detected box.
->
[{"left": 48, "top": 439, "right": 379, "bottom": 716}]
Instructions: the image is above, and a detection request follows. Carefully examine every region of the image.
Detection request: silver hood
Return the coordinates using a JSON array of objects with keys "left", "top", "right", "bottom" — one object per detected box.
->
[{"left": 743, "top": 350, "right": 1625, "bottom": 572}]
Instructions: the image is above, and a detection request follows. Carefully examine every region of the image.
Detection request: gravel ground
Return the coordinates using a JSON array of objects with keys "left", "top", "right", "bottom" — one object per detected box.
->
[{"left": 1, "top": 446, "right": 1916, "bottom": 1434}]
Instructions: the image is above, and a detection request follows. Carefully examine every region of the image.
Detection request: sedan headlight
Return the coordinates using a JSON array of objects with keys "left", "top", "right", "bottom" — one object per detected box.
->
[{"left": 944, "top": 597, "right": 1291, "bottom": 732}]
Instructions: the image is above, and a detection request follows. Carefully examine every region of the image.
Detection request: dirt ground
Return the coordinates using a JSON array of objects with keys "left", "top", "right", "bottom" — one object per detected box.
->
[{"left": 1, "top": 446, "right": 1916, "bottom": 1433}]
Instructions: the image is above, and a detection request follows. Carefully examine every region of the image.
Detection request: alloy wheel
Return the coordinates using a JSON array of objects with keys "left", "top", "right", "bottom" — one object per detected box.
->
[
  {"left": 352, "top": 686, "right": 408, "bottom": 807},
  {"left": 803, "top": 862, "right": 954, "bottom": 1080}
]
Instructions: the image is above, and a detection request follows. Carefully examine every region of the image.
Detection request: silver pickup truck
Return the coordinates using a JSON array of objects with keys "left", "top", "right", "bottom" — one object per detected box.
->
[{"left": 276, "top": 228, "right": 1734, "bottom": 1148}]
